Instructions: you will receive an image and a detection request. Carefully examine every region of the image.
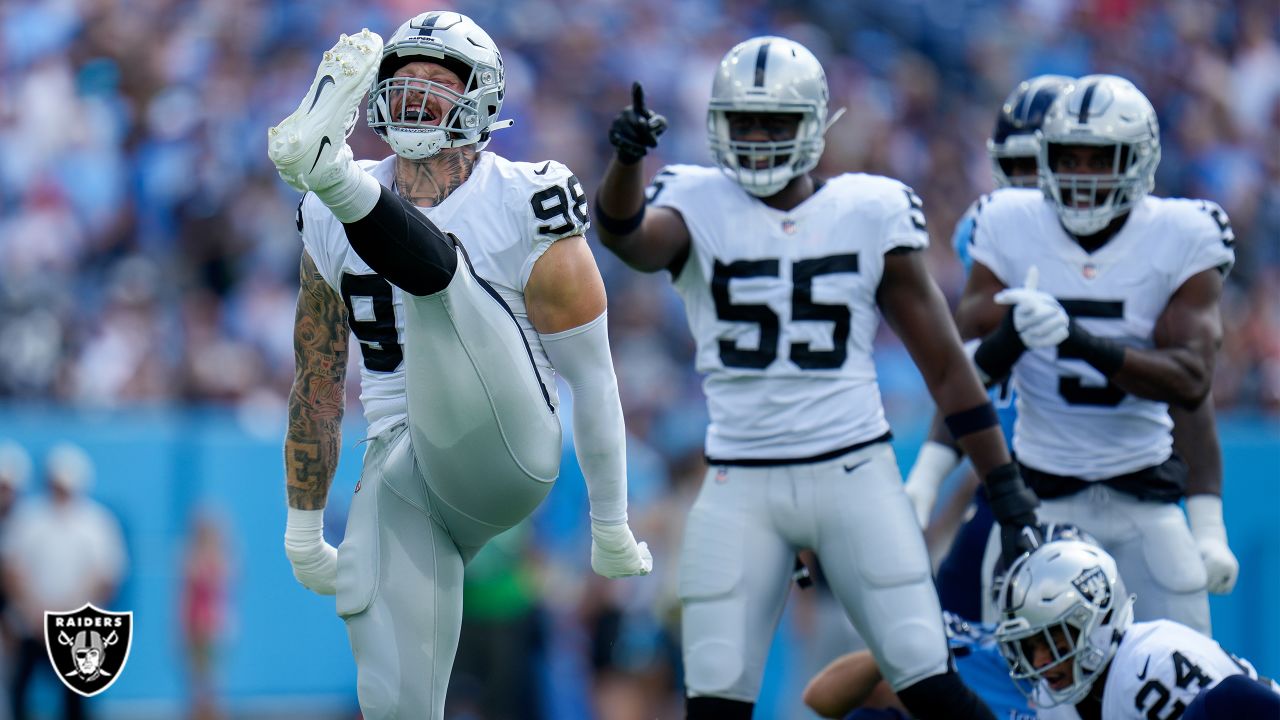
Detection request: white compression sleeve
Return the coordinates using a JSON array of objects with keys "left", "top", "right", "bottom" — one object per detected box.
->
[{"left": 540, "top": 311, "right": 628, "bottom": 524}]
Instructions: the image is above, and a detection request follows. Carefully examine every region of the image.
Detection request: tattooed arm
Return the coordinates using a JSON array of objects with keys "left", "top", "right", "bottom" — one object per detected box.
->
[
  {"left": 285, "top": 249, "right": 349, "bottom": 510},
  {"left": 282, "top": 248, "right": 348, "bottom": 595}
]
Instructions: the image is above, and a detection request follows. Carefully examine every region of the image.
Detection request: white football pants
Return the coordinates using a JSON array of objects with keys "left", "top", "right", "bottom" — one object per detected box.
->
[
  {"left": 679, "top": 442, "right": 950, "bottom": 701},
  {"left": 335, "top": 250, "right": 561, "bottom": 720},
  {"left": 979, "top": 483, "right": 1211, "bottom": 635}
]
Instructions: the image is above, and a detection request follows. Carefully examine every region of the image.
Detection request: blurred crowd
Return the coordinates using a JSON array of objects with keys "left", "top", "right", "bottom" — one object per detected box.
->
[
  {"left": 1, "top": 0, "right": 1277, "bottom": 415},
  {"left": 1, "top": 0, "right": 1279, "bottom": 717}
]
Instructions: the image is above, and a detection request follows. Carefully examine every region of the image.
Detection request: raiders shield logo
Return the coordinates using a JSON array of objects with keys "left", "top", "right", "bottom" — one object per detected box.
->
[
  {"left": 44, "top": 604, "right": 133, "bottom": 697},
  {"left": 1071, "top": 567, "right": 1112, "bottom": 608}
]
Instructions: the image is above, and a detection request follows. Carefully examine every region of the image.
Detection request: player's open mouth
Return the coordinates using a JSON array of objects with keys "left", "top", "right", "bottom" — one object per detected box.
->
[
  {"left": 737, "top": 154, "right": 780, "bottom": 170},
  {"left": 1043, "top": 670, "right": 1070, "bottom": 689}
]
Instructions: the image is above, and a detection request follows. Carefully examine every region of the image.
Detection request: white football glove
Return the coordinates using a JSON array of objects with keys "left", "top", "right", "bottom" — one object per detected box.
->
[
  {"left": 903, "top": 441, "right": 962, "bottom": 528},
  {"left": 590, "top": 520, "right": 653, "bottom": 579},
  {"left": 284, "top": 507, "right": 338, "bottom": 595},
  {"left": 994, "top": 266, "right": 1070, "bottom": 349},
  {"left": 1186, "top": 494, "right": 1239, "bottom": 594}
]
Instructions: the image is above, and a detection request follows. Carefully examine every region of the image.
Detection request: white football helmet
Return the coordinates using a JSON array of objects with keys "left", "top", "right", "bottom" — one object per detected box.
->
[
  {"left": 995, "top": 539, "right": 1135, "bottom": 708},
  {"left": 707, "top": 36, "right": 840, "bottom": 197},
  {"left": 367, "top": 11, "right": 511, "bottom": 159},
  {"left": 1037, "top": 74, "right": 1160, "bottom": 236},
  {"left": 987, "top": 75, "right": 1074, "bottom": 189}
]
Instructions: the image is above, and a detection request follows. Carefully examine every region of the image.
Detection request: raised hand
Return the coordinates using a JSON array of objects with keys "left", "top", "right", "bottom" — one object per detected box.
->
[{"left": 608, "top": 82, "right": 668, "bottom": 165}]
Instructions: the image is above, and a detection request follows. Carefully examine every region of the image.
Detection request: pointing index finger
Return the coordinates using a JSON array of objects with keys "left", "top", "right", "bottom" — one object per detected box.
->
[
  {"left": 632, "top": 81, "right": 647, "bottom": 116},
  {"left": 1024, "top": 265, "right": 1039, "bottom": 293}
]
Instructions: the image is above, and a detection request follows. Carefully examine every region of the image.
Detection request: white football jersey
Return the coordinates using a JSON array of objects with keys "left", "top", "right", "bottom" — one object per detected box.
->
[
  {"left": 1036, "top": 619, "right": 1277, "bottom": 720},
  {"left": 299, "top": 152, "right": 589, "bottom": 437},
  {"left": 969, "top": 190, "right": 1234, "bottom": 479},
  {"left": 651, "top": 165, "right": 929, "bottom": 461}
]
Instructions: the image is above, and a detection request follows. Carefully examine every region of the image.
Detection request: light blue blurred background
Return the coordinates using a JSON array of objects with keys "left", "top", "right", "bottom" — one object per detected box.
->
[{"left": 0, "top": 396, "right": 1274, "bottom": 719}]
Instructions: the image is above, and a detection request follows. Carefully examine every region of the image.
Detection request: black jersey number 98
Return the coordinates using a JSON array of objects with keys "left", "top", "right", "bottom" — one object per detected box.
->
[{"left": 530, "top": 174, "right": 588, "bottom": 236}]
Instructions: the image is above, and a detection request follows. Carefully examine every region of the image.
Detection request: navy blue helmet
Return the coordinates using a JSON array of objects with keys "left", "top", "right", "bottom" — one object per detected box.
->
[{"left": 987, "top": 75, "right": 1074, "bottom": 188}]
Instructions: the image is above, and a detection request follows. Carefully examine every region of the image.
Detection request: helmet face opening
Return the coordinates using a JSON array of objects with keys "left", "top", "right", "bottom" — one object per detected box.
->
[
  {"left": 721, "top": 111, "right": 803, "bottom": 172},
  {"left": 707, "top": 37, "right": 831, "bottom": 198},
  {"left": 994, "top": 155, "right": 1040, "bottom": 188},
  {"left": 368, "top": 12, "right": 506, "bottom": 160}
]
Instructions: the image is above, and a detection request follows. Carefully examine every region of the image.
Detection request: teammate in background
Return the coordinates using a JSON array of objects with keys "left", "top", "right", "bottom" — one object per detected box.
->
[
  {"left": 995, "top": 540, "right": 1279, "bottom": 719},
  {"left": 595, "top": 36, "right": 1040, "bottom": 720},
  {"left": 904, "top": 75, "right": 1074, "bottom": 623},
  {"left": 266, "top": 13, "right": 650, "bottom": 719},
  {"left": 958, "top": 75, "right": 1238, "bottom": 635}
]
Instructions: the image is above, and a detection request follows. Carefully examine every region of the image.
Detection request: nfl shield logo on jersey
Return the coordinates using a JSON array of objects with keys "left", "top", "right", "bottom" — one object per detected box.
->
[
  {"left": 1071, "top": 567, "right": 1111, "bottom": 607},
  {"left": 44, "top": 604, "right": 133, "bottom": 697}
]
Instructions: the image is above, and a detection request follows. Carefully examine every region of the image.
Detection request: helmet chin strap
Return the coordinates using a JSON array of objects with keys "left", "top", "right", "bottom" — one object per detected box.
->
[{"left": 388, "top": 119, "right": 516, "bottom": 159}]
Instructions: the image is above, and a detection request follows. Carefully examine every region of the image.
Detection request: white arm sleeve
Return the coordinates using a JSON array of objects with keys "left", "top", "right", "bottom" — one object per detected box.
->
[{"left": 540, "top": 311, "right": 629, "bottom": 524}]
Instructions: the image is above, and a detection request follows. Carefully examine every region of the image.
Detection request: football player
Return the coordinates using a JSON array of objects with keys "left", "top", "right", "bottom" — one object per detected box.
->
[
  {"left": 996, "top": 539, "right": 1278, "bottom": 719},
  {"left": 907, "top": 74, "right": 1075, "bottom": 623},
  {"left": 803, "top": 523, "right": 1093, "bottom": 720},
  {"left": 957, "top": 75, "right": 1239, "bottom": 635},
  {"left": 266, "top": 13, "right": 651, "bottom": 719},
  {"left": 595, "top": 36, "right": 1041, "bottom": 720}
]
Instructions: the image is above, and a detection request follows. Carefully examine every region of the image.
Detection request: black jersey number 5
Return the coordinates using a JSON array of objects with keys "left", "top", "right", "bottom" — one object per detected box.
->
[
  {"left": 711, "top": 254, "right": 859, "bottom": 370},
  {"left": 1057, "top": 299, "right": 1126, "bottom": 406}
]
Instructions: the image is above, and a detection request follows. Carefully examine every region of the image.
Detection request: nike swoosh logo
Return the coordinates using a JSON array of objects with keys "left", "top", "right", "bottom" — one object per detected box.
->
[
  {"left": 1137, "top": 656, "right": 1150, "bottom": 680},
  {"left": 843, "top": 459, "right": 870, "bottom": 474},
  {"left": 309, "top": 136, "right": 331, "bottom": 173},
  {"left": 309, "top": 75, "right": 336, "bottom": 113},
  {"left": 534, "top": 161, "right": 551, "bottom": 175}
]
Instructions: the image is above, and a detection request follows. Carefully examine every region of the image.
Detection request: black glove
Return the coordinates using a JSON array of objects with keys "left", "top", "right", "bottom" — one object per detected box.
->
[
  {"left": 608, "top": 82, "right": 667, "bottom": 165},
  {"left": 985, "top": 462, "right": 1042, "bottom": 569}
]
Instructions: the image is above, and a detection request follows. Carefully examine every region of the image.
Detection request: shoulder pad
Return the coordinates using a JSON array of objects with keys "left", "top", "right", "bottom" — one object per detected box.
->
[{"left": 519, "top": 160, "right": 589, "bottom": 241}]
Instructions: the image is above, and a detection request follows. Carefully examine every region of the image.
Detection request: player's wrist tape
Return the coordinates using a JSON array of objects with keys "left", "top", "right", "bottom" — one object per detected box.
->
[
  {"left": 1186, "top": 494, "right": 1228, "bottom": 543},
  {"left": 973, "top": 309, "right": 1026, "bottom": 383},
  {"left": 1060, "top": 322, "right": 1126, "bottom": 377},
  {"left": 944, "top": 402, "right": 999, "bottom": 440},
  {"left": 908, "top": 441, "right": 963, "bottom": 489},
  {"left": 985, "top": 462, "right": 1039, "bottom": 527},
  {"left": 593, "top": 194, "right": 645, "bottom": 236},
  {"left": 615, "top": 145, "right": 646, "bottom": 165}
]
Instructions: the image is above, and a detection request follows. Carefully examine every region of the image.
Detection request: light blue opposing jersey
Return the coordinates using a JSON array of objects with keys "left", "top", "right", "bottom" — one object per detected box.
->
[
  {"left": 944, "top": 613, "right": 1038, "bottom": 720},
  {"left": 650, "top": 165, "right": 928, "bottom": 461},
  {"left": 299, "top": 152, "right": 588, "bottom": 437},
  {"left": 955, "top": 194, "right": 1018, "bottom": 444},
  {"left": 953, "top": 199, "right": 980, "bottom": 275},
  {"left": 969, "top": 190, "right": 1234, "bottom": 479}
]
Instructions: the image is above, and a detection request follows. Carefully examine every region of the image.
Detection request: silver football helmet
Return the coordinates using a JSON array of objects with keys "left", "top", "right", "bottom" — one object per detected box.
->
[
  {"left": 995, "top": 539, "right": 1135, "bottom": 708},
  {"left": 707, "top": 36, "right": 841, "bottom": 197},
  {"left": 987, "top": 75, "right": 1074, "bottom": 189},
  {"left": 367, "top": 11, "right": 512, "bottom": 159},
  {"left": 1037, "top": 74, "right": 1160, "bottom": 236}
]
